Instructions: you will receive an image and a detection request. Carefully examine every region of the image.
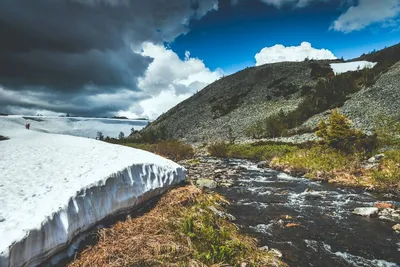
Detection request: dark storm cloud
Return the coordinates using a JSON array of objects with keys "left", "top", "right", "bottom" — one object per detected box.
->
[{"left": 0, "top": 0, "right": 218, "bottom": 91}]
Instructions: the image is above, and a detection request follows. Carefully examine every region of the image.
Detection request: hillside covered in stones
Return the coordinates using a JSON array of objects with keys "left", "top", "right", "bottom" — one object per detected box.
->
[{"left": 137, "top": 43, "right": 400, "bottom": 144}]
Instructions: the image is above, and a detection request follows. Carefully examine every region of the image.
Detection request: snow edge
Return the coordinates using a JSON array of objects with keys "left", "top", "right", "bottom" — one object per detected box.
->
[{"left": 0, "top": 163, "right": 186, "bottom": 267}]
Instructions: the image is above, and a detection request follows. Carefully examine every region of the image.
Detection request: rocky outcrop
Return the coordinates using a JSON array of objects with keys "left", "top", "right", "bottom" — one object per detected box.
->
[{"left": 340, "top": 62, "right": 400, "bottom": 131}]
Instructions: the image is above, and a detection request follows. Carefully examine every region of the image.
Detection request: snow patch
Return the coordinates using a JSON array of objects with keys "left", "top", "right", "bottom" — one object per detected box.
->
[
  {"left": 0, "top": 117, "right": 185, "bottom": 267},
  {"left": 4, "top": 115, "right": 148, "bottom": 138},
  {"left": 330, "top": 61, "right": 377, "bottom": 75}
]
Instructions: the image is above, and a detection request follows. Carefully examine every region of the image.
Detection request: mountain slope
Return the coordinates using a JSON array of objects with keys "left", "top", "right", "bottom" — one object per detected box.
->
[{"left": 139, "top": 44, "right": 400, "bottom": 143}]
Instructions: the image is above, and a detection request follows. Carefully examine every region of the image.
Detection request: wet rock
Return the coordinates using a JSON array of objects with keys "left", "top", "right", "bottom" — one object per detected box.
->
[
  {"left": 378, "top": 208, "right": 400, "bottom": 222},
  {"left": 214, "top": 169, "right": 226, "bottom": 174},
  {"left": 219, "top": 182, "right": 234, "bottom": 188},
  {"left": 352, "top": 207, "right": 379, "bottom": 217},
  {"left": 367, "top": 154, "right": 385, "bottom": 163},
  {"left": 208, "top": 206, "right": 236, "bottom": 221},
  {"left": 257, "top": 161, "right": 268, "bottom": 168},
  {"left": 233, "top": 165, "right": 247, "bottom": 171},
  {"left": 379, "top": 216, "right": 397, "bottom": 222},
  {"left": 393, "top": 224, "right": 400, "bottom": 233},
  {"left": 374, "top": 202, "right": 396, "bottom": 210},
  {"left": 269, "top": 248, "right": 283, "bottom": 258},
  {"left": 286, "top": 223, "right": 301, "bottom": 228},
  {"left": 196, "top": 179, "right": 217, "bottom": 189}
]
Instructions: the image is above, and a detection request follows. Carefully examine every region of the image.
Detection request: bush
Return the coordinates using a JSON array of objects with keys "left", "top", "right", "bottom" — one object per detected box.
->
[
  {"left": 208, "top": 142, "right": 229, "bottom": 158},
  {"left": 151, "top": 140, "right": 194, "bottom": 161},
  {"left": 316, "top": 109, "right": 377, "bottom": 153}
]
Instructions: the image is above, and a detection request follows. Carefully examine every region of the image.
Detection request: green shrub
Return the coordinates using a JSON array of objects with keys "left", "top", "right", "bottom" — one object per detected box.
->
[
  {"left": 316, "top": 109, "right": 377, "bottom": 153},
  {"left": 208, "top": 142, "right": 229, "bottom": 158}
]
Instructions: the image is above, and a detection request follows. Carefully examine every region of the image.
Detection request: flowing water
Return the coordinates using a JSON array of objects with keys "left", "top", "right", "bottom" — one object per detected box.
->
[{"left": 215, "top": 159, "right": 400, "bottom": 267}]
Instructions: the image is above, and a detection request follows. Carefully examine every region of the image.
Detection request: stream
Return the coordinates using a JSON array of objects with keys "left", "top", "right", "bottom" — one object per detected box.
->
[{"left": 214, "top": 159, "right": 400, "bottom": 267}]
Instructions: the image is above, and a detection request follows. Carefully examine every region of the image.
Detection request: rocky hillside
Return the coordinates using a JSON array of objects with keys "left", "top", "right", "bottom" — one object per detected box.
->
[{"left": 138, "top": 44, "right": 400, "bottom": 143}]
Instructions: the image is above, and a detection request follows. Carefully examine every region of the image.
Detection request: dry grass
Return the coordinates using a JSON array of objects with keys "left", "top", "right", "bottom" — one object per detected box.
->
[{"left": 69, "top": 186, "right": 284, "bottom": 267}]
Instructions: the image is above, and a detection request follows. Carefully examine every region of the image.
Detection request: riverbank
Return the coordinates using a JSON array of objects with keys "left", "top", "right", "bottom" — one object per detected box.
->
[
  {"left": 69, "top": 185, "right": 286, "bottom": 267},
  {"left": 204, "top": 142, "right": 400, "bottom": 196}
]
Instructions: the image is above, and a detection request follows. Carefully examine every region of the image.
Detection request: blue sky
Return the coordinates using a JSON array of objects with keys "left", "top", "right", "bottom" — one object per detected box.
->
[{"left": 170, "top": 0, "right": 400, "bottom": 73}]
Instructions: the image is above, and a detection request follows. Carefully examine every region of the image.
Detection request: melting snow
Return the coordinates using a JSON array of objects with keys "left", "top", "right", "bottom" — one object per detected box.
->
[
  {"left": 330, "top": 61, "right": 377, "bottom": 75},
  {"left": 0, "top": 117, "right": 185, "bottom": 266}
]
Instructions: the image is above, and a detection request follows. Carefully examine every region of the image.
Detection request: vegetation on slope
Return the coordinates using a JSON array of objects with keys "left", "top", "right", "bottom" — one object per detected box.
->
[
  {"left": 246, "top": 47, "right": 400, "bottom": 140},
  {"left": 70, "top": 186, "right": 285, "bottom": 267}
]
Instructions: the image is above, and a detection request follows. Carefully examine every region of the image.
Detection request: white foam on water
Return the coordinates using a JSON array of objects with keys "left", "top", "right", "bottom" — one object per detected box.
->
[
  {"left": 250, "top": 223, "right": 274, "bottom": 235},
  {"left": 304, "top": 240, "right": 399, "bottom": 267}
]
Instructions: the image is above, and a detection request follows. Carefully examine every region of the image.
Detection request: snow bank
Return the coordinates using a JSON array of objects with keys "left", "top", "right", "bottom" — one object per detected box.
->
[
  {"left": 5, "top": 115, "right": 148, "bottom": 139},
  {"left": 330, "top": 61, "right": 377, "bottom": 75},
  {"left": 0, "top": 117, "right": 186, "bottom": 267}
]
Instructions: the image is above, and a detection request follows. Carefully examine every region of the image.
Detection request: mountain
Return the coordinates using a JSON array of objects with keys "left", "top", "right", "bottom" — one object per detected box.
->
[{"left": 137, "top": 44, "right": 400, "bottom": 144}]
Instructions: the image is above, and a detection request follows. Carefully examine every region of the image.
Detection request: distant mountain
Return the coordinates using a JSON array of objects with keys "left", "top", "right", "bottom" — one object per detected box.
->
[{"left": 137, "top": 44, "right": 400, "bottom": 143}]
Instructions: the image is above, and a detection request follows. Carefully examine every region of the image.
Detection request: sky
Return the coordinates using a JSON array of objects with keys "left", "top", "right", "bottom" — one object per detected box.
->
[{"left": 0, "top": 0, "right": 399, "bottom": 120}]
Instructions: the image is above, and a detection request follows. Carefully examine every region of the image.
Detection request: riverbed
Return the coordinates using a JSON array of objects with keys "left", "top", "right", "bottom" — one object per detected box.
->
[{"left": 213, "top": 159, "right": 400, "bottom": 267}]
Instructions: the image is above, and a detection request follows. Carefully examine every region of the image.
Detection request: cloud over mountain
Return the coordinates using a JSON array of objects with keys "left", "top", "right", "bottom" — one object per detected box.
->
[{"left": 255, "top": 42, "right": 336, "bottom": 66}]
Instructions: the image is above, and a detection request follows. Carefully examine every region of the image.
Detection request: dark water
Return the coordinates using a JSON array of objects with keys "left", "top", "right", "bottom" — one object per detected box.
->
[{"left": 215, "top": 159, "right": 400, "bottom": 267}]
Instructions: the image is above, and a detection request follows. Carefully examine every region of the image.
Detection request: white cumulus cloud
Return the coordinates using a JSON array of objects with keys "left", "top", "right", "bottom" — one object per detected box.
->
[
  {"left": 118, "top": 43, "right": 223, "bottom": 119},
  {"left": 331, "top": 0, "right": 400, "bottom": 33},
  {"left": 254, "top": 42, "right": 336, "bottom": 66}
]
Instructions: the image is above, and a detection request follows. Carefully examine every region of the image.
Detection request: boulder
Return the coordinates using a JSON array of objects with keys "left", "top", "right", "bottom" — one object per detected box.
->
[
  {"left": 257, "top": 161, "right": 268, "bottom": 168},
  {"left": 367, "top": 154, "right": 385, "bottom": 163},
  {"left": 352, "top": 207, "right": 379, "bottom": 217},
  {"left": 196, "top": 179, "right": 217, "bottom": 189},
  {"left": 374, "top": 202, "right": 396, "bottom": 209},
  {"left": 393, "top": 224, "right": 400, "bottom": 232}
]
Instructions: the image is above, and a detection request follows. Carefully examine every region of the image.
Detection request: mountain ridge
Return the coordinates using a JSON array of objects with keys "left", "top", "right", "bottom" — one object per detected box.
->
[{"left": 136, "top": 44, "right": 400, "bottom": 144}]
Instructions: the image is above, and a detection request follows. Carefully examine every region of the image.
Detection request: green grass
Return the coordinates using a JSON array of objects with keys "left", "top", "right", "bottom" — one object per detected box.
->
[
  {"left": 207, "top": 142, "right": 300, "bottom": 161},
  {"left": 271, "top": 145, "right": 350, "bottom": 177},
  {"left": 228, "top": 143, "right": 299, "bottom": 161},
  {"left": 369, "top": 150, "right": 400, "bottom": 187}
]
